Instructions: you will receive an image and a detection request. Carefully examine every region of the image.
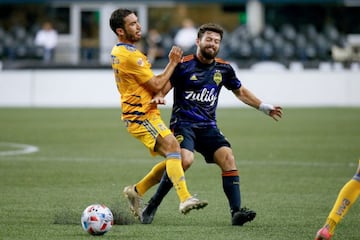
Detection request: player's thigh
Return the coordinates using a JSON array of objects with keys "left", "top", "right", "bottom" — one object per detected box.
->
[
  {"left": 155, "top": 133, "right": 180, "bottom": 156},
  {"left": 126, "top": 120, "right": 158, "bottom": 153},
  {"left": 172, "top": 127, "right": 196, "bottom": 169},
  {"left": 195, "top": 127, "right": 230, "bottom": 164},
  {"left": 126, "top": 117, "right": 174, "bottom": 156}
]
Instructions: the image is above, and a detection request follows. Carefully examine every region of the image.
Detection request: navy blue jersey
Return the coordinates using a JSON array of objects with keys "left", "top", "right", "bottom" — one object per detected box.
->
[{"left": 170, "top": 55, "right": 242, "bottom": 128}]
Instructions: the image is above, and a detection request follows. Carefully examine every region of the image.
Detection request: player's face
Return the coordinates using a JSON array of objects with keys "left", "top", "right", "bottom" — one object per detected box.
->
[
  {"left": 122, "top": 13, "right": 142, "bottom": 43},
  {"left": 198, "top": 31, "right": 221, "bottom": 60}
]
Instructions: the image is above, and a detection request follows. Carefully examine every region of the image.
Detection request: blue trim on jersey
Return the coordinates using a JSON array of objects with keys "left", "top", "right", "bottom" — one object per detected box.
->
[
  {"left": 116, "top": 42, "right": 137, "bottom": 51},
  {"left": 116, "top": 42, "right": 135, "bottom": 47}
]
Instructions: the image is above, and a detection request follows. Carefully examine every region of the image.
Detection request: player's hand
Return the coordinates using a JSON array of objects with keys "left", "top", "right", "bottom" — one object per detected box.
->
[
  {"left": 150, "top": 96, "right": 166, "bottom": 105},
  {"left": 259, "top": 103, "right": 283, "bottom": 121},
  {"left": 269, "top": 106, "right": 283, "bottom": 121},
  {"left": 168, "top": 46, "right": 183, "bottom": 64}
]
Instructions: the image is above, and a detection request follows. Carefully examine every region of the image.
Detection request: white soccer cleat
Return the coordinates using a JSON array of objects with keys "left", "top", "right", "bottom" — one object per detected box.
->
[
  {"left": 179, "top": 196, "right": 208, "bottom": 215},
  {"left": 123, "top": 185, "right": 142, "bottom": 219}
]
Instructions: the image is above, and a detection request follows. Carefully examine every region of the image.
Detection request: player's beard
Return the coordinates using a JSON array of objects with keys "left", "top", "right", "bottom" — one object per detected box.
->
[
  {"left": 200, "top": 45, "right": 219, "bottom": 60},
  {"left": 124, "top": 29, "right": 141, "bottom": 43}
]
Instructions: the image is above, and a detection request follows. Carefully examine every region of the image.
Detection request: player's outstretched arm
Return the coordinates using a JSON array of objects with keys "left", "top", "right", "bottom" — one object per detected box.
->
[
  {"left": 232, "top": 86, "right": 283, "bottom": 121},
  {"left": 150, "top": 81, "right": 173, "bottom": 105},
  {"left": 144, "top": 46, "right": 182, "bottom": 93}
]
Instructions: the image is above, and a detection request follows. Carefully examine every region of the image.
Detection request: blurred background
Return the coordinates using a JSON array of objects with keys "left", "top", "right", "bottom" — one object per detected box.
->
[
  {"left": 1, "top": 0, "right": 360, "bottom": 108},
  {"left": 1, "top": 0, "right": 360, "bottom": 69}
]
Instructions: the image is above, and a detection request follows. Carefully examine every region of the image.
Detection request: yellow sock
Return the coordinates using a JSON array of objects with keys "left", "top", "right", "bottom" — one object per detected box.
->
[
  {"left": 165, "top": 153, "right": 191, "bottom": 202},
  {"left": 135, "top": 160, "right": 166, "bottom": 196},
  {"left": 324, "top": 179, "right": 360, "bottom": 234}
]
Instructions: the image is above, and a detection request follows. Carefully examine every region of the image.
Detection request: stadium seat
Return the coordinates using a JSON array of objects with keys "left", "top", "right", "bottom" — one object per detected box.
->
[
  {"left": 15, "top": 45, "right": 28, "bottom": 59},
  {"left": 324, "top": 24, "right": 340, "bottom": 43},
  {"left": 315, "top": 33, "right": 331, "bottom": 60},
  {"left": 280, "top": 24, "right": 297, "bottom": 42},
  {"left": 0, "top": 27, "right": 5, "bottom": 41},
  {"left": 303, "top": 24, "right": 318, "bottom": 42},
  {"left": 0, "top": 44, "right": 4, "bottom": 58},
  {"left": 11, "top": 26, "right": 27, "bottom": 42},
  {"left": 262, "top": 25, "right": 276, "bottom": 41}
]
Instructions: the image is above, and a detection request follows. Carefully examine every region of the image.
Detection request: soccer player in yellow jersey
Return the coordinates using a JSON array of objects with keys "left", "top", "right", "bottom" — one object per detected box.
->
[
  {"left": 109, "top": 8, "right": 208, "bottom": 219},
  {"left": 315, "top": 160, "right": 360, "bottom": 240}
]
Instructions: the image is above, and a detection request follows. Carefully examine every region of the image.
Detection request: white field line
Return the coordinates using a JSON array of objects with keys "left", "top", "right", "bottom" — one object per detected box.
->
[
  {"left": 0, "top": 152, "right": 356, "bottom": 169},
  {"left": 0, "top": 142, "right": 39, "bottom": 156}
]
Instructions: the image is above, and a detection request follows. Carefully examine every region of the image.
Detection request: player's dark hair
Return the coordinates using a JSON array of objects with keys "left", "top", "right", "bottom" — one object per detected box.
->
[
  {"left": 109, "top": 8, "right": 134, "bottom": 35},
  {"left": 197, "top": 23, "right": 224, "bottom": 40}
]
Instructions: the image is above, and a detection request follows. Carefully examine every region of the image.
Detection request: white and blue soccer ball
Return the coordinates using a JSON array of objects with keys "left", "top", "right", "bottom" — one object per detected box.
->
[{"left": 81, "top": 204, "right": 114, "bottom": 235}]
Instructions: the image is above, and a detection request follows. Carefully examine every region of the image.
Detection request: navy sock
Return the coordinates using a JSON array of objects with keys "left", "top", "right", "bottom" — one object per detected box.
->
[
  {"left": 222, "top": 172, "right": 241, "bottom": 216},
  {"left": 149, "top": 171, "right": 173, "bottom": 207}
]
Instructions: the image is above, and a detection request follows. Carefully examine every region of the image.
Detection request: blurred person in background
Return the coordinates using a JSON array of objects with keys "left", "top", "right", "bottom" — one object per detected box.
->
[
  {"left": 315, "top": 160, "right": 360, "bottom": 240},
  {"left": 34, "top": 21, "right": 58, "bottom": 63},
  {"left": 144, "top": 28, "right": 166, "bottom": 64},
  {"left": 173, "top": 18, "right": 197, "bottom": 54}
]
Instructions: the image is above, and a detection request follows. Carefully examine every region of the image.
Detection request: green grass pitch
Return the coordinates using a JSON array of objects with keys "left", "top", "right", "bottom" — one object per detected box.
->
[{"left": 0, "top": 107, "right": 359, "bottom": 240}]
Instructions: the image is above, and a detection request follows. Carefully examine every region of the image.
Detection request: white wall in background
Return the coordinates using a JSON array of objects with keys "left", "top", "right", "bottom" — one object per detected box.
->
[{"left": 0, "top": 68, "right": 359, "bottom": 107}]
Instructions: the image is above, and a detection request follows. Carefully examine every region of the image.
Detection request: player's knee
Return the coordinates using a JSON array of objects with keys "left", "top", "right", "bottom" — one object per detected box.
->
[
  {"left": 165, "top": 136, "right": 181, "bottom": 153},
  {"left": 225, "top": 155, "right": 236, "bottom": 168},
  {"left": 155, "top": 135, "right": 180, "bottom": 156},
  {"left": 217, "top": 152, "right": 236, "bottom": 171},
  {"left": 182, "top": 158, "right": 193, "bottom": 170}
]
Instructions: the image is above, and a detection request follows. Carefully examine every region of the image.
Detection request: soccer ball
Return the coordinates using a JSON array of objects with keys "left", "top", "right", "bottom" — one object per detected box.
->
[{"left": 81, "top": 204, "right": 114, "bottom": 235}]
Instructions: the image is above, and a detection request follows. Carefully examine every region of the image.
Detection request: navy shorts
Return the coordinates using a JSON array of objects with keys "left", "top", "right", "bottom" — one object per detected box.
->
[{"left": 173, "top": 126, "right": 231, "bottom": 163}]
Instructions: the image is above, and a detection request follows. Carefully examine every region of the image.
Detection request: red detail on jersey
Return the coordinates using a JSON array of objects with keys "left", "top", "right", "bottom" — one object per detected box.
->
[
  {"left": 181, "top": 54, "right": 229, "bottom": 64},
  {"left": 182, "top": 55, "right": 194, "bottom": 63},
  {"left": 215, "top": 57, "right": 229, "bottom": 64}
]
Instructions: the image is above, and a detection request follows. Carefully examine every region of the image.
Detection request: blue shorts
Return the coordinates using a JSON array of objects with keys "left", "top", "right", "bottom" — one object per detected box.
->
[{"left": 172, "top": 126, "right": 231, "bottom": 163}]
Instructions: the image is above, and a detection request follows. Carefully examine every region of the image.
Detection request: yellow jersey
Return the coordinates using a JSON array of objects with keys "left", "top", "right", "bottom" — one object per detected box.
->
[{"left": 111, "top": 43, "right": 158, "bottom": 121}]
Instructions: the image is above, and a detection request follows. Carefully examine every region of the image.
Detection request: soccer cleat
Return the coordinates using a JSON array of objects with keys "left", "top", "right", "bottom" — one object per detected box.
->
[
  {"left": 123, "top": 185, "right": 142, "bottom": 219},
  {"left": 140, "top": 201, "right": 158, "bottom": 224},
  {"left": 179, "top": 196, "right": 208, "bottom": 215},
  {"left": 231, "top": 207, "right": 256, "bottom": 226},
  {"left": 314, "top": 227, "right": 332, "bottom": 240}
]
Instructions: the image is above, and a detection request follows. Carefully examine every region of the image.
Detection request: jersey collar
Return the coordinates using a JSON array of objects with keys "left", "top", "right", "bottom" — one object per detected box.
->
[{"left": 116, "top": 42, "right": 136, "bottom": 48}]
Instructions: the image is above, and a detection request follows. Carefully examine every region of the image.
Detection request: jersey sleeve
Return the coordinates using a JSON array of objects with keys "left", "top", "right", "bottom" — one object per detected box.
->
[
  {"left": 170, "top": 65, "right": 181, "bottom": 87},
  {"left": 126, "top": 53, "right": 154, "bottom": 85},
  {"left": 223, "top": 65, "right": 242, "bottom": 90}
]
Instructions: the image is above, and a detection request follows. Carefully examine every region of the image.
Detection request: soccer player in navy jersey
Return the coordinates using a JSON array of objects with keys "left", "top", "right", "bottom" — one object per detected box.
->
[{"left": 140, "top": 22, "right": 283, "bottom": 225}]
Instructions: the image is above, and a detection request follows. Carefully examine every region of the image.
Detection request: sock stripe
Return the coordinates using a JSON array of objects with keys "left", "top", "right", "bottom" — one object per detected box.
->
[
  {"left": 222, "top": 170, "right": 239, "bottom": 177},
  {"left": 166, "top": 152, "right": 181, "bottom": 160}
]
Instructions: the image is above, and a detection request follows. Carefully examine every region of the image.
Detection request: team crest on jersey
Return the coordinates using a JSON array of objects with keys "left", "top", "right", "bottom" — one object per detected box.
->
[
  {"left": 190, "top": 74, "right": 198, "bottom": 81},
  {"left": 175, "top": 135, "right": 184, "bottom": 144},
  {"left": 111, "top": 55, "right": 119, "bottom": 64},
  {"left": 137, "top": 58, "right": 144, "bottom": 66},
  {"left": 213, "top": 70, "right": 222, "bottom": 85}
]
